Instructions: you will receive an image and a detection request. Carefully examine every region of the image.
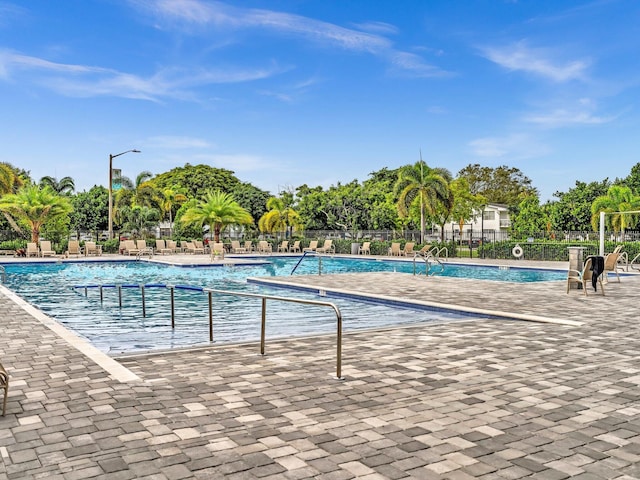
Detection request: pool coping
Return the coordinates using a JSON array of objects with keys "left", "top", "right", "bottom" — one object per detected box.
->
[
  {"left": 247, "top": 276, "right": 583, "bottom": 327},
  {"left": 0, "top": 284, "right": 141, "bottom": 383}
]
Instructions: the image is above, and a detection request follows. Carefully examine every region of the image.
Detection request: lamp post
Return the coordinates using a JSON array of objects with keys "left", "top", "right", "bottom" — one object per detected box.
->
[{"left": 108, "top": 149, "right": 141, "bottom": 240}]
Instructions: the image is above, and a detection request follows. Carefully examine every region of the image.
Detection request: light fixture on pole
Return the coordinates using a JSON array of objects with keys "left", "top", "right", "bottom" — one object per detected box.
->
[{"left": 108, "top": 149, "right": 141, "bottom": 240}]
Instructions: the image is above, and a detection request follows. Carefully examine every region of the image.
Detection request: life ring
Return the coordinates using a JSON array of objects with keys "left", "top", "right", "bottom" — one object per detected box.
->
[{"left": 512, "top": 244, "right": 524, "bottom": 259}]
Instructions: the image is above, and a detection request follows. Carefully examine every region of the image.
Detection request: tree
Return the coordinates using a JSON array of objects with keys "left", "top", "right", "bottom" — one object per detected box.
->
[
  {"left": 159, "top": 187, "right": 188, "bottom": 238},
  {"left": 258, "top": 196, "right": 302, "bottom": 238},
  {"left": 39, "top": 176, "right": 75, "bottom": 195},
  {"left": 590, "top": 185, "right": 640, "bottom": 234},
  {"left": 457, "top": 164, "right": 537, "bottom": 206},
  {"left": 510, "top": 196, "right": 549, "bottom": 237},
  {"left": 0, "top": 185, "right": 73, "bottom": 243},
  {"left": 550, "top": 180, "right": 610, "bottom": 231},
  {"left": 180, "top": 191, "right": 253, "bottom": 242},
  {"left": 119, "top": 205, "right": 161, "bottom": 239},
  {"left": 151, "top": 164, "right": 242, "bottom": 199},
  {"left": 0, "top": 162, "right": 26, "bottom": 235},
  {"left": 70, "top": 186, "right": 109, "bottom": 240},
  {"left": 395, "top": 161, "right": 451, "bottom": 243},
  {"left": 434, "top": 177, "right": 485, "bottom": 243}
]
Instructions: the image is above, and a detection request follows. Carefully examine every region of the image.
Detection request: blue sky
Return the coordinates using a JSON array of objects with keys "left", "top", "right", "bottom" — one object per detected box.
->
[{"left": 0, "top": 0, "right": 638, "bottom": 201}]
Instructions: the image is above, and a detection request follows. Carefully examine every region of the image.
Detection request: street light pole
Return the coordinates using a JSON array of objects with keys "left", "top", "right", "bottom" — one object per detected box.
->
[{"left": 108, "top": 149, "right": 141, "bottom": 240}]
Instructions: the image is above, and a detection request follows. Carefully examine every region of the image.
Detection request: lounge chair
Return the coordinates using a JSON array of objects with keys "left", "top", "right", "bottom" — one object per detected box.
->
[
  {"left": 358, "top": 242, "right": 371, "bottom": 255},
  {"left": 388, "top": 242, "right": 401, "bottom": 256},
  {"left": 277, "top": 241, "right": 289, "bottom": 253},
  {"left": 166, "top": 240, "right": 179, "bottom": 253},
  {"left": 194, "top": 240, "right": 208, "bottom": 254},
  {"left": 39, "top": 240, "right": 56, "bottom": 257},
  {"left": 244, "top": 241, "right": 254, "bottom": 253},
  {"left": 231, "top": 240, "right": 246, "bottom": 253},
  {"left": 303, "top": 240, "right": 318, "bottom": 252},
  {"left": 289, "top": 240, "right": 301, "bottom": 253},
  {"left": 84, "top": 241, "right": 102, "bottom": 256},
  {"left": 66, "top": 240, "right": 82, "bottom": 257},
  {"left": 603, "top": 245, "right": 623, "bottom": 283},
  {"left": 155, "top": 239, "right": 172, "bottom": 255},
  {"left": 418, "top": 245, "right": 433, "bottom": 256},
  {"left": 402, "top": 242, "right": 415, "bottom": 256},
  {"left": 136, "top": 240, "right": 153, "bottom": 257},
  {"left": 257, "top": 241, "right": 272, "bottom": 254},
  {"left": 26, "top": 242, "right": 39, "bottom": 257},
  {"left": 316, "top": 239, "right": 335, "bottom": 254},
  {"left": 123, "top": 240, "right": 139, "bottom": 256},
  {"left": 567, "top": 257, "right": 605, "bottom": 296},
  {"left": 211, "top": 242, "right": 225, "bottom": 260}
]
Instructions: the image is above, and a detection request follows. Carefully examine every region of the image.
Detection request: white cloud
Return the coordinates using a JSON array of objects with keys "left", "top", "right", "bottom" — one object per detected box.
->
[
  {"left": 469, "top": 133, "right": 549, "bottom": 159},
  {"left": 524, "top": 108, "right": 615, "bottom": 127},
  {"left": 0, "top": 49, "right": 284, "bottom": 101},
  {"left": 481, "top": 41, "right": 590, "bottom": 82},
  {"left": 131, "top": 0, "right": 449, "bottom": 78},
  {"left": 145, "top": 136, "right": 214, "bottom": 149}
]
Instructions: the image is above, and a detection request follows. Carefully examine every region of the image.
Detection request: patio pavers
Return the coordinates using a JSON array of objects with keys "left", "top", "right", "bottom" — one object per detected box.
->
[{"left": 0, "top": 259, "right": 639, "bottom": 479}]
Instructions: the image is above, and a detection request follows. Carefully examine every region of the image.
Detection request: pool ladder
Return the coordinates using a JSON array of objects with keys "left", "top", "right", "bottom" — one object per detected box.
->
[
  {"left": 73, "top": 283, "right": 344, "bottom": 379},
  {"left": 413, "top": 251, "right": 445, "bottom": 276},
  {"left": 290, "top": 251, "right": 324, "bottom": 275}
]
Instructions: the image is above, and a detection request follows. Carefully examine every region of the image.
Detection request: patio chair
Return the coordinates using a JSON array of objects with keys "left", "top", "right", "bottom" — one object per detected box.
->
[
  {"left": 358, "top": 242, "right": 371, "bottom": 255},
  {"left": 39, "top": 240, "right": 56, "bottom": 257},
  {"left": 84, "top": 241, "right": 102, "bottom": 256},
  {"left": 316, "top": 239, "right": 335, "bottom": 254},
  {"left": 231, "top": 240, "right": 246, "bottom": 253},
  {"left": 257, "top": 241, "right": 272, "bottom": 254},
  {"left": 388, "top": 242, "right": 401, "bottom": 256},
  {"left": 67, "top": 240, "right": 84, "bottom": 257},
  {"left": 277, "top": 240, "right": 289, "bottom": 253},
  {"left": 136, "top": 240, "right": 153, "bottom": 257},
  {"left": 211, "top": 242, "right": 225, "bottom": 260},
  {"left": 123, "top": 240, "right": 139, "bottom": 256},
  {"left": 289, "top": 240, "right": 301, "bottom": 253},
  {"left": 402, "top": 242, "right": 415, "bottom": 256},
  {"left": 166, "top": 240, "right": 179, "bottom": 253},
  {"left": 303, "top": 240, "right": 318, "bottom": 252},
  {"left": 194, "top": 240, "right": 208, "bottom": 254},
  {"left": 155, "top": 239, "right": 172, "bottom": 255},
  {"left": 26, "top": 242, "right": 39, "bottom": 257},
  {"left": 567, "top": 256, "right": 605, "bottom": 296},
  {"left": 603, "top": 245, "right": 623, "bottom": 283},
  {"left": 244, "top": 241, "right": 254, "bottom": 252}
]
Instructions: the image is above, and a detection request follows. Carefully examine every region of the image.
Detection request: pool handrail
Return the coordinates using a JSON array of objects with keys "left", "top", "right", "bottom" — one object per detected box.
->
[
  {"left": 73, "top": 282, "right": 344, "bottom": 380},
  {"left": 0, "top": 265, "right": 5, "bottom": 284},
  {"left": 290, "top": 251, "right": 323, "bottom": 275}
]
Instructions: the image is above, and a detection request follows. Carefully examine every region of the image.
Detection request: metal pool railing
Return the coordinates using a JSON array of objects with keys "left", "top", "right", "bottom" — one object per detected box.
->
[
  {"left": 0, "top": 265, "right": 5, "bottom": 284},
  {"left": 73, "top": 283, "right": 344, "bottom": 379}
]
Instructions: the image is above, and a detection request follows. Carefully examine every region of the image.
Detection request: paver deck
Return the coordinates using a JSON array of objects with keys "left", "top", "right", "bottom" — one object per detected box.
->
[{"left": 1, "top": 256, "right": 639, "bottom": 479}]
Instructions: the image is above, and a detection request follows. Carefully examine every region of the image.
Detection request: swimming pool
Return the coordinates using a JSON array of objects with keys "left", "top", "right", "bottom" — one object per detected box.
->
[{"left": 1, "top": 257, "right": 564, "bottom": 355}]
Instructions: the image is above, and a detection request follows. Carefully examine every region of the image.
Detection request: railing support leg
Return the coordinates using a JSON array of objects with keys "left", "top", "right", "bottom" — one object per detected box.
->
[
  {"left": 208, "top": 291, "right": 213, "bottom": 342},
  {"left": 336, "top": 311, "right": 343, "bottom": 380},
  {"left": 118, "top": 285, "right": 122, "bottom": 308},
  {"left": 260, "top": 298, "right": 266, "bottom": 355},
  {"left": 141, "top": 285, "right": 146, "bottom": 318},
  {"left": 170, "top": 286, "right": 175, "bottom": 329},
  {"left": 100, "top": 285, "right": 103, "bottom": 304}
]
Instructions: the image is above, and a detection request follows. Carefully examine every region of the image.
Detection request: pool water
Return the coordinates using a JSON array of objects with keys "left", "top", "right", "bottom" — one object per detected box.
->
[{"left": 1, "top": 257, "right": 564, "bottom": 355}]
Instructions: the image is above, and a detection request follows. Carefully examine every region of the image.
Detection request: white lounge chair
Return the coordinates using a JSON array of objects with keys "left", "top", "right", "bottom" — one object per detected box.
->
[{"left": 39, "top": 240, "right": 56, "bottom": 257}]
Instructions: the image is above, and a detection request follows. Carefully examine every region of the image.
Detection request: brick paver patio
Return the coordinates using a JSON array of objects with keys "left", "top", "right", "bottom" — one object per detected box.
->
[{"left": 1, "top": 256, "right": 639, "bottom": 479}]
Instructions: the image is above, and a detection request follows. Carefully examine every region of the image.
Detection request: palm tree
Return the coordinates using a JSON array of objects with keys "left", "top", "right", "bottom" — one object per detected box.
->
[
  {"left": 39, "top": 176, "right": 75, "bottom": 195},
  {"left": 159, "top": 187, "right": 188, "bottom": 237},
  {"left": 0, "top": 162, "right": 25, "bottom": 234},
  {"left": 0, "top": 185, "right": 73, "bottom": 243},
  {"left": 181, "top": 190, "right": 253, "bottom": 243},
  {"left": 258, "top": 196, "right": 302, "bottom": 239},
  {"left": 119, "top": 205, "right": 161, "bottom": 239},
  {"left": 591, "top": 185, "right": 640, "bottom": 237},
  {"left": 394, "top": 160, "right": 452, "bottom": 243}
]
